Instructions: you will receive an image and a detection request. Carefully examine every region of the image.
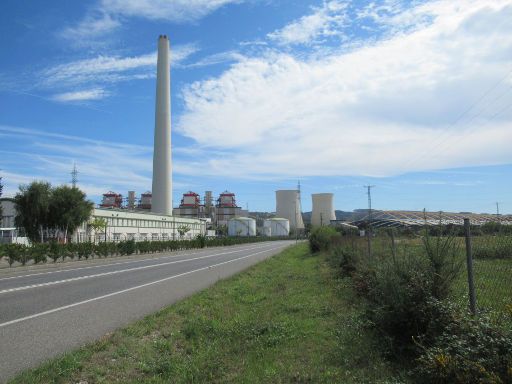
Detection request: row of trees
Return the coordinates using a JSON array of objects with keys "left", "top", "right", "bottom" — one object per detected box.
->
[{"left": 14, "top": 181, "right": 93, "bottom": 243}]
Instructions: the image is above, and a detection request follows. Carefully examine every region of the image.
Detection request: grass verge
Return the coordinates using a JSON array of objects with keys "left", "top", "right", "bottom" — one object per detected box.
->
[{"left": 11, "top": 243, "right": 402, "bottom": 384}]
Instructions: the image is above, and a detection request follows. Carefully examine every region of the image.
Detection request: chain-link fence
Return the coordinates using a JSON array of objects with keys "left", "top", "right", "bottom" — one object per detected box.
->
[
  {"left": 464, "top": 222, "right": 512, "bottom": 317},
  {"left": 334, "top": 224, "right": 512, "bottom": 319}
]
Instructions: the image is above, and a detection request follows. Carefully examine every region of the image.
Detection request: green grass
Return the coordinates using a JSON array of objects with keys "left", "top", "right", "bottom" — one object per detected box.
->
[
  {"left": 453, "top": 257, "right": 512, "bottom": 315},
  {"left": 10, "top": 243, "right": 403, "bottom": 384}
]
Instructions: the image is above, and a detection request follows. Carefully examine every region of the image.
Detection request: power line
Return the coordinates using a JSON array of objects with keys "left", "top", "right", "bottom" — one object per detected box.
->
[{"left": 402, "top": 68, "right": 512, "bottom": 171}]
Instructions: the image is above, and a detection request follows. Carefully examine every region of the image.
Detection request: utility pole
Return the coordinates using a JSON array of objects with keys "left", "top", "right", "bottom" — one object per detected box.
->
[
  {"left": 296, "top": 180, "right": 301, "bottom": 242},
  {"left": 71, "top": 163, "right": 78, "bottom": 188},
  {"left": 364, "top": 185, "right": 375, "bottom": 259},
  {"left": 496, "top": 202, "right": 500, "bottom": 223}
]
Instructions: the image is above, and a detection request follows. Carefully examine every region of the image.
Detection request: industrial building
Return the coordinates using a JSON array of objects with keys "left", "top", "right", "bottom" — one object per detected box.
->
[
  {"left": 73, "top": 208, "right": 206, "bottom": 243},
  {"left": 311, "top": 193, "right": 336, "bottom": 227},
  {"left": 275, "top": 190, "right": 304, "bottom": 231}
]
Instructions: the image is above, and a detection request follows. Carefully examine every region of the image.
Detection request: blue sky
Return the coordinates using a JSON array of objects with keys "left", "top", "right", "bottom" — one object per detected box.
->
[{"left": 1, "top": 0, "right": 512, "bottom": 213}]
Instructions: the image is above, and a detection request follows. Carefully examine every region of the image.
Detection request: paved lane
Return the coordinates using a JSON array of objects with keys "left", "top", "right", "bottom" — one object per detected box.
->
[{"left": 0, "top": 241, "right": 293, "bottom": 382}]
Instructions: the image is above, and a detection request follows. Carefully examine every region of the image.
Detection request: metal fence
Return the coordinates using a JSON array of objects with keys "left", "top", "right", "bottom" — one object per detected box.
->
[{"left": 464, "top": 219, "right": 512, "bottom": 317}]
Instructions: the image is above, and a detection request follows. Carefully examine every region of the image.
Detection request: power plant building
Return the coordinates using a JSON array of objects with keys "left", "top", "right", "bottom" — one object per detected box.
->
[
  {"left": 311, "top": 193, "right": 336, "bottom": 227},
  {"left": 275, "top": 190, "right": 304, "bottom": 231},
  {"left": 215, "top": 191, "right": 242, "bottom": 226}
]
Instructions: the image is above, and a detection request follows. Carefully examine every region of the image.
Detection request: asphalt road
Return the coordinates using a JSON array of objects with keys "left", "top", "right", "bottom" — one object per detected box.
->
[{"left": 0, "top": 241, "right": 293, "bottom": 382}]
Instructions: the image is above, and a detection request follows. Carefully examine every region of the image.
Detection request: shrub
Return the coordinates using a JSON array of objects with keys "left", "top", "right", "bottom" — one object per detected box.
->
[
  {"left": 65, "top": 243, "right": 77, "bottom": 260},
  {"left": 5, "top": 244, "right": 25, "bottom": 266},
  {"left": 118, "top": 240, "right": 136, "bottom": 255},
  {"left": 422, "top": 232, "right": 463, "bottom": 300},
  {"left": 196, "top": 234, "right": 206, "bottom": 248},
  {"left": 414, "top": 310, "right": 512, "bottom": 383},
  {"left": 48, "top": 241, "right": 62, "bottom": 263},
  {"left": 76, "top": 242, "right": 94, "bottom": 260},
  {"left": 332, "top": 245, "right": 359, "bottom": 276},
  {"left": 309, "top": 226, "right": 339, "bottom": 253},
  {"left": 365, "top": 233, "right": 462, "bottom": 356},
  {"left": 30, "top": 243, "right": 48, "bottom": 264},
  {"left": 95, "top": 242, "right": 110, "bottom": 258}
]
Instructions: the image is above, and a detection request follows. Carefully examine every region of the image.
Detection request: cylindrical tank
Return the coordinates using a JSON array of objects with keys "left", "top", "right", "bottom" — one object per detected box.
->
[
  {"left": 260, "top": 226, "right": 271, "bottom": 237},
  {"left": 276, "top": 190, "right": 304, "bottom": 230},
  {"left": 311, "top": 193, "right": 336, "bottom": 227},
  {"left": 263, "top": 218, "right": 290, "bottom": 237},
  {"left": 228, "top": 217, "right": 256, "bottom": 237}
]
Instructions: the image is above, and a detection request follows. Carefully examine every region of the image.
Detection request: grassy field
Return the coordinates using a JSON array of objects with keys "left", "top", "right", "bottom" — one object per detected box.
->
[
  {"left": 10, "top": 243, "right": 403, "bottom": 384},
  {"left": 452, "top": 257, "right": 512, "bottom": 315},
  {"left": 334, "top": 233, "right": 511, "bottom": 316}
]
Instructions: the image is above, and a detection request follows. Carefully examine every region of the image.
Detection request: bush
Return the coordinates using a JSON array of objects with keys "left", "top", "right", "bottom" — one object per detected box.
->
[
  {"left": 422, "top": 232, "right": 463, "bottom": 300},
  {"left": 196, "top": 235, "right": 206, "bottom": 249},
  {"left": 364, "top": 233, "right": 462, "bottom": 356},
  {"left": 48, "top": 241, "right": 62, "bottom": 263},
  {"left": 117, "top": 240, "right": 136, "bottom": 255},
  {"left": 30, "top": 243, "right": 48, "bottom": 264},
  {"left": 332, "top": 245, "right": 359, "bottom": 276},
  {"left": 309, "top": 226, "right": 339, "bottom": 253},
  {"left": 5, "top": 244, "right": 25, "bottom": 266},
  {"left": 414, "top": 310, "right": 512, "bottom": 383}
]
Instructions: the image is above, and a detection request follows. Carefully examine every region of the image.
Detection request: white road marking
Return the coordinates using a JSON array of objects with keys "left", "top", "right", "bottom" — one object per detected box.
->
[
  {"left": 0, "top": 243, "right": 274, "bottom": 282},
  {"left": 0, "top": 243, "right": 281, "bottom": 294},
  {"left": 0, "top": 244, "right": 287, "bottom": 328}
]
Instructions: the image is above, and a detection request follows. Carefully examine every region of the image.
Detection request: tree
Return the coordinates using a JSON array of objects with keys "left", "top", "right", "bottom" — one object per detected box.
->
[
  {"left": 14, "top": 181, "right": 52, "bottom": 243},
  {"left": 177, "top": 225, "right": 190, "bottom": 239},
  {"left": 48, "top": 186, "right": 93, "bottom": 243},
  {"left": 89, "top": 217, "right": 107, "bottom": 242},
  {"left": 14, "top": 182, "right": 93, "bottom": 243}
]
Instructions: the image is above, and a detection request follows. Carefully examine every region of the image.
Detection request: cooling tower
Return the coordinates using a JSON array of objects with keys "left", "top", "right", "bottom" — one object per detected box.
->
[
  {"left": 151, "top": 35, "right": 172, "bottom": 215},
  {"left": 276, "top": 190, "right": 304, "bottom": 230},
  {"left": 311, "top": 193, "right": 336, "bottom": 227}
]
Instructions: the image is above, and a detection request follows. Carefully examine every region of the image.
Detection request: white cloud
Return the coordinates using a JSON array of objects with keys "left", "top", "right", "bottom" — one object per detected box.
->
[
  {"left": 186, "top": 51, "right": 246, "bottom": 68},
  {"left": 100, "top": 0, "right": 241, "bottom": 23},
  {"left": 40, "top": 44, "right": 198, "bottom": 93},
  {"left": 0, "top": 125, "right": 199, "bottom": 202},
  {"left": 61, "top": 0, "right": 242, "bottom": 42},
  {"left": 51, "top": 88, "right": 111, "bottom": 102},
  {"left": 60, "top": 11, "right": 121, "bottom": 40},
  {"left": 177, "top": 0, "right": 512, "bottom": 178},
  {"left": 268, "top": 1, "right": 349, "bottom": 45}
]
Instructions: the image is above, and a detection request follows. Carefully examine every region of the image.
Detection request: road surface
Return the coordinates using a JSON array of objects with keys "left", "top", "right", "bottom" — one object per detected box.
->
[{"left": 0, "top": 241, "right": 293, "bottom": 382}]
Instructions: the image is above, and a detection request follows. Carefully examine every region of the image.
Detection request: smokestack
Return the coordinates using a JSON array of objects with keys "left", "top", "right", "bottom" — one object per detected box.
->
[{"left": 151, "top": 35, "right": 172, "bottom": 215}]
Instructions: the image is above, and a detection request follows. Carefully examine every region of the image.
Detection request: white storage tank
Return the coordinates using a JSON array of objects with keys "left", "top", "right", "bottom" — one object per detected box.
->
[
  {"left": 276, "top": 190, "right": 304, "bottom": 230},
  {"left": 260, "top": 225, "right": 272, "bottom": 237},
  {"left": 228, "top": 217, "right": 256, "bottom": 237},
  {"left": 311, "top": 193, "right": 336, "bottom": 227},
  {"left": 263, "top": 218, "right": 290, "bottom": 237}
]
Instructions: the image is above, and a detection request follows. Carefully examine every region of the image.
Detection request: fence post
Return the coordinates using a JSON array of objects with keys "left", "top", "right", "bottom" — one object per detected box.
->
[{"left": 464, "top": 218, "right": 477, "bottom": 315}]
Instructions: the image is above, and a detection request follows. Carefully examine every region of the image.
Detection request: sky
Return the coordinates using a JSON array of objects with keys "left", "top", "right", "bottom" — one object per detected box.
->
[{"left": 1, "top": 0, "right": 512, "bottom": 214}]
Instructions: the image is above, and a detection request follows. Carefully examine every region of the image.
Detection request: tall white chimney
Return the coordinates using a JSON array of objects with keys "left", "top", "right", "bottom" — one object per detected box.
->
[{"left": 151, "top": 35, "right": 172, "bottom": 215}]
